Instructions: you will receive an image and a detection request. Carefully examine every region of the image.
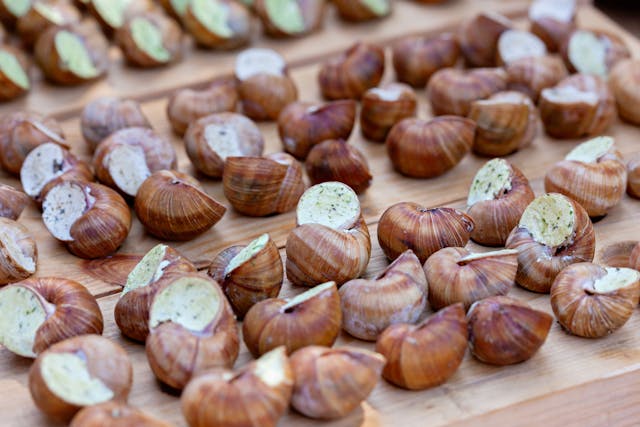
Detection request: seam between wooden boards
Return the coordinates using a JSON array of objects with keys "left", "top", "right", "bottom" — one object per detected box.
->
[{"left": 48, "top": 8, "right": 530, "bottom": 121}]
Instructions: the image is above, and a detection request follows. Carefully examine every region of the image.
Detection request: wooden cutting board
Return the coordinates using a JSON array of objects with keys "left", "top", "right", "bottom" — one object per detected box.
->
[{"left": 2, "top": 1, "right": 640, "bottom": 426}]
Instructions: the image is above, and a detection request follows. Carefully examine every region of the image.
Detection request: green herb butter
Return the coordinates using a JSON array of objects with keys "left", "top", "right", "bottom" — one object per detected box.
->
[
  {"left": 265, "top": 0, "right": 305, "bottom": 34},
  {"left": 192, "top": 0, "right": 233, "bottom": 38},
  {"left": 54, "top": 31, "right": 99, "bottom": 79},
  {"left": 0, "top": 50, "right": 29, "bottom": 89}
]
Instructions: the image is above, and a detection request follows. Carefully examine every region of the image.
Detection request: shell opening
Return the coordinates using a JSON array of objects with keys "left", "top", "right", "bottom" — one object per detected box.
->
[
  {"left": 170, "top": 0, "right": 189, "bottom": 16},
  {"left": 93, "top": 0, "right": 128, "bottom": 28},
  {"left": 6, "top": 0, "right": 30, "bottom": 17},
  {"left": 0, "top": 50, "right": 29, "bottom": 89},
  {"left": 362, "top": 0, "right": 390, "bottom": 15},
  {"left": 192, "top": 0, "right": 233, "bottom": 38},
  {"left": 519, "top": 193, "right": 575, "bottom": 248},
  {"left": 106, "top": 143, "right": 151, "bottom": 197},
  {"left": 0, "top": 228, "right": 36, "bottom": 274},
  {"left": 467, "top": 159, "right": 513, "bottom": 206},
  {"left": 296, "top": 182, "right": 361, "bottom": 230},
  {"left": 368, "top": 84, "right": 404, "bottom": 101},
  {"left": 235, "top": 48, "right": 286, "bottom": 80},
  {"left": 528, "top": 0, "right": 575, "bottom": 22},
  {"left": 130, "top": 17, "right": 171, "bottom": 63},
  {"left": 498, "top": 30, "right": 547, "bottom": 64},
  {"left": 0, "top": 286, "right": 46, "bottom": 358},
  {"left": 204, "top": 123, "right": 244, "bottom": 161},
  {"left": 33, "top": 2, "right": 65, "bottom": 25},
  {"left": 41, "top": 352, "right": 115, "bottom": 405},
  {"left": 149, "top": 276, "right": 221, "bottom": 332},
  {"left": 568, "top": 30, "right": 608, "bottom": 77},
  {"left": 565, "top": 136, "right": 614, "bottom": 163},
  {"left": 123, "top": 244, "right": 169, "bottom": 295},
  {"left": 42, "top": 182, "right": 92, "bottom": 242},
  {"left": 253, "top": 347, "right": 288, "bottom": 387},
  {"left": 54, "top": 30, "right": 99, "bottom": 79},
  {"left": 265, "top": 0, "right": 305, "bottom": 34},
  {"left": 591, "top": 267, "right": 640, "bottom": 293},
  {"left": 281, "top": 281, "right": 334, "bottom": 312},
  {"left": 20, "top": 143, "right": 66, "bottom": 198},
  {"left": 474, "top": 93, "right": 525, "bottom": 106},
  {"left": 541, "top": 85, "right": 599, "bottom": 104},
  {"left": 224, "top": 234, "right": 269, "bottom": 276}
]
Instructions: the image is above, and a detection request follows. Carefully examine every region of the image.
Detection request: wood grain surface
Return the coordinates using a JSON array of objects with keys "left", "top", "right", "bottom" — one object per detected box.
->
[{"left": 1, "top": 1, "right": 640, "bottom": 426}]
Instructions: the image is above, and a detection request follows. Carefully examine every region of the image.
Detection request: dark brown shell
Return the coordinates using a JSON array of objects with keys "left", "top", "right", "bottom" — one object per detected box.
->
[
  {"left": 305, "top": 139, "right": 372, "bottom": 194},
  {"left": 539, "top": 73, "right": 616, "bottom": 139},
  {"left": 386, "top": 116, "right": 476, "bottom": 178},
  {"left": 360, "top": 82, "right": 417, "bottom": 142},
  {"left": 223, "top": 153, "right": 305, "bottom": 217},
  {"left": 318, "top": 42, "right": 385, "bottom": 100},
  {"left": 392, "top": 33, "right": 460, "bottom": 87},
  {"left": 377, "top": 202, "right": 475, "bottom": 263},
  {"left": 427, "top": 67, "right": 508, "bottom": 116},
  {"left": 278, "top": 100, "right": 356, "bottom": 159},
  {"left": 167, "top": 76, "right": 238, "bottom": 135},
  {"left": 80, "top": 97, "right": 151, "bottom": 151},
  {"left": 457, "top": 12, "right": 512, "bottom": 67},
  {"left": 376, "top": 304, "right": 467, "bottom": 390},
  {"left": 467, "top": 296, "right": 552, "bottom": 365},
  {"left": 135, "top": 170, "right": 226, "bottom": 241},
  {"left": 237, "top": 73, "right": 298, "bottom": 121}
]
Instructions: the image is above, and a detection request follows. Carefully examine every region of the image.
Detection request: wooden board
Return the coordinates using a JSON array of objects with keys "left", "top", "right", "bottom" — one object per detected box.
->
[
  {"left": 0, "top": 0, "right": 534, "bottom": 119},
  {"left": 2, "top": 2, "right": 640, "bottom": 426}
]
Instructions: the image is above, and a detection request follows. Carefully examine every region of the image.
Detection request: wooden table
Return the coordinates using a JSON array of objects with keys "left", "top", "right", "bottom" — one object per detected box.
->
[{"left": 2, "top": 1, "right": 640, "bottom": 426}]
